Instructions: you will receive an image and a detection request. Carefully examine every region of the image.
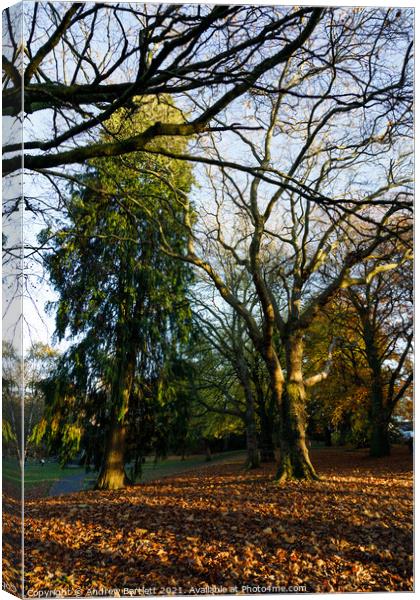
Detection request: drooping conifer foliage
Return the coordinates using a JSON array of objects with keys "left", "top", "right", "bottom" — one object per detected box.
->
[{"left": 37, "top": 98, "right": 194, "bottom": 489}]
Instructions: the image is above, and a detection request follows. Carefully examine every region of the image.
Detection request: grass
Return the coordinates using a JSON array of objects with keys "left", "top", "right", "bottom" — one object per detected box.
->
[
  {"left": 4, "top": 447, "right": 324, "bottom": 494},
  {"left": 135, "top": 450, "right": 245, "bottom": 480},
  {"left": 4, "top": 451, "right": 246, "bottom": 495},
  {"left": 2, "top": 457, "right": 85, "bottom": 490},
  {"left": 4, "top": 445, "right": 331, "bottom": 495},
  {"left": 83, "top": 450, "right": 246, "bottom": 489}
]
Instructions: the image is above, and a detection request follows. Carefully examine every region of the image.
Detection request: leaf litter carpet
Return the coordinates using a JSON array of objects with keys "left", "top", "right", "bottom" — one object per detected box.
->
[{"left": 4, "top": 447, "right": 413, "bottom": 595}]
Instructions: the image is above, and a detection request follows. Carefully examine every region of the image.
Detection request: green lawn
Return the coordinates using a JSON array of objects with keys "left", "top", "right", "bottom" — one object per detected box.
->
[
  {"left": 136, "top": 450, "right": 245, "bottom": 480},
  {"left": 83, "top": 450, "right": 245, "bottom": 490},
  {"left": 3, "top": 451, "right": 246, "bottom": 495},
  {"left": 3, "top": 458, "right": 85, "bottom": 489},
  {"left": 4, "top": 446, "right": 330, "bottom": 495}
]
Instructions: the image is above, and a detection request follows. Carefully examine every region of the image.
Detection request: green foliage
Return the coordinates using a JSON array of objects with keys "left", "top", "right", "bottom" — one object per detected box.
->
[
  {"left": 2, "top": 419, "right": 16, "bottom": 443},
  {"left": 38, "top": 97, "right": 195, "bottom": 467}
]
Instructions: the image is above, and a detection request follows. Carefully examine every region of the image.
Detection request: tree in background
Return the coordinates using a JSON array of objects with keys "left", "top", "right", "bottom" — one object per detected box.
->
[
  {"left": 305, "top": 243, "right": 413, "bottom": 457},
  {"left": 2, "top": 342, "right": 22, "bottom": 465},
  {"left": 304, "top": 305, "right": 372, "bottom": 448},
  {"left": 3, "top": 342, "right": 58, "bottom": 466},
  {"left": 192, "top": 320, "right": 260, "bottom": 469},
  {"left": 192, "top": 269, "right": 263, "bottom": 469},
  {"left": 345, "top": 253, "right": 412, "bottom": 457},
  {"left": 146, "top": 8, "right": 413, "bottom": 480}
]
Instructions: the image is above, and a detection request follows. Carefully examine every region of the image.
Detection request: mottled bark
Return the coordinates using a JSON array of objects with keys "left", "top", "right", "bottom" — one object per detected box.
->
[{"left": 275, "top": 334, "right": 318, "bottom": 481}]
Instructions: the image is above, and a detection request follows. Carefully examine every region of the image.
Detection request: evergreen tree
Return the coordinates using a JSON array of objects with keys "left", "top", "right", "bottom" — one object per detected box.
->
[{"left": 39, "top": 98, "right": 194, "bottom": 489}]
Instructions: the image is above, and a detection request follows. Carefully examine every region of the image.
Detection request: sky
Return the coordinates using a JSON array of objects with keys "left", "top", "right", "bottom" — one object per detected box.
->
[{"left": 1, "top": 2, "right": 415, "bottom": 358}]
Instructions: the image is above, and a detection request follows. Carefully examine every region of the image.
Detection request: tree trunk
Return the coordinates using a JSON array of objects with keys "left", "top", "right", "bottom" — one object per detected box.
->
[
  {"left": 96, "top": 414, "right": 130, "bottom": 490},
  {"left": 369, "top": 383, "right": 390, "bottom": 457},
  {"left": 259, "top": 398, "right": 276, "bottom": 463},
  {"left": 370, "top": 419, "right": 390, "bottom": 457},
  {"left": 324, "top": 426, "right": 333, "bottom": 447},
  {"left": 96, "top": 343, "right": 136, "bottom": 490},
  {"left": 245, "top": 419, "right": 260, "bottom": 469},
  {"left": 133, "top": 452, "right": 143, "bottom": 479},
  {"left": 363, "top": 317, "right": 390, "bottom": 458},
  {"left": 204, "top": 439, "right": 212, "bottom": 461},
  {"left": 275, "top": 334, "right": 318, "bottom": 482},
  {"left": 238, "top": 358, "right": 260, "bottom": 469},
  {"left": 338, "top": 414, "right": 351, "bottom": 446},
  {"left": 254, "top": 371, "right": 276, "bottom": 462}
]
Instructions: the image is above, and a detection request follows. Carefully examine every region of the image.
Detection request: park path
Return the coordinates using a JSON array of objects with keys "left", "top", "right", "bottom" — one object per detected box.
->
[
  {"left": 47, "top": 452, "right": 245, "bottom": 496},
  {"left": 139, "top": 451, "right": 246, "bottom": 485},
  {"left": 49, "top": 471, "right": 87, "bottom": 497}
]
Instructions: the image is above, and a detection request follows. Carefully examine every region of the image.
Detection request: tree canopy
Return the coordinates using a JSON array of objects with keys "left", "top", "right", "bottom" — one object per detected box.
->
[
  {"left": 2, "top": 5, "right": 413, "bottom": 485},
  {"left": 36, "top": 98, "right": 195, "bottom": 488},
  {"left": 3, "top": 4, "right": 323, "bottom": 175}
]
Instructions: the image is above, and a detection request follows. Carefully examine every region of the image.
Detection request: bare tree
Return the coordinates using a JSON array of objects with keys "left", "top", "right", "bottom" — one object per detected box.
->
[
  {"left": 3, "top": 7, "right": 413, "bottom": 483},
  {"left": 192, "top": 272, "right": 262, "bottom": 469},
  {"left": 3, "top": 3, "right": 323, "bottom": 175},
  {"left": 142, "top": 8, "right": 413, "bottom": 480},
  {"left": 2, "top": 342, "right": 57, "bottom": 466}
]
